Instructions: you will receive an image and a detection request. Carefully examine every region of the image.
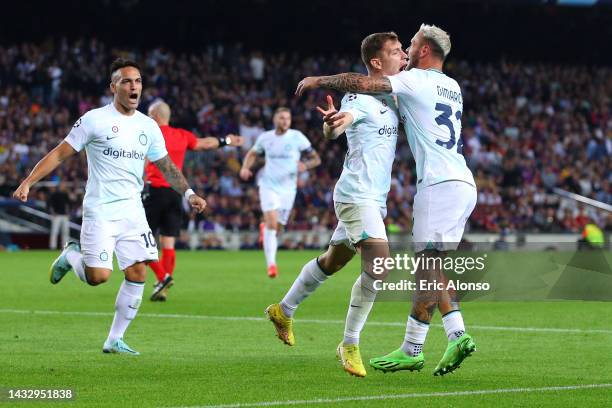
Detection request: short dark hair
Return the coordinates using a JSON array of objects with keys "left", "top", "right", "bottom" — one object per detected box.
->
[
  {"left": 360, "top": 32, "right": 398, "bottom": 70},
  {"left": 109, "top": 58, "right": 141, "bottom": 81}
]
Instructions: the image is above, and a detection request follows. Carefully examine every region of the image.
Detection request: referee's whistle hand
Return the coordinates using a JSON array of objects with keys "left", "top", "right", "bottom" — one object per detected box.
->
[{"left": 188, "top": 194, "right": 207, "bottom": 213}]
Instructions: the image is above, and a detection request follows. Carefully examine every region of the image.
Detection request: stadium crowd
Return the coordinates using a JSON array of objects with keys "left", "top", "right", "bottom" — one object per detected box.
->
[{"left": 0, "top": 38, "right": 610, "bottom": 243}]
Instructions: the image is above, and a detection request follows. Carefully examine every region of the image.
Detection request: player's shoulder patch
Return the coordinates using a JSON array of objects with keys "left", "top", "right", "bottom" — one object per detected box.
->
[
  {"left": 72, "top": 117, "right": 84, "bottom": 128},
  {"left": 72, "top": 105, "right": 103, "bottom": 128},
  {"left": 346, "top": 93, "right": 358, "bottom": 102},
  {"left": 341, "top": 93, "right": 363, "bottom": 111}
]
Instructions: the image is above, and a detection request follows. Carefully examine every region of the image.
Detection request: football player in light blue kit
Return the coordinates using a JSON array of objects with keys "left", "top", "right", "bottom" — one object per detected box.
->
[
  {"left": 297, "top": 24, "right": 478, "bottom": 376},
  {"left": 13, "top": 59, "right": 206, "bottom": 355},
  {"left": 240, "top": 108, "right": 321, "bottom": 278},
  {"left": 266, "top": 32, "right": 408, "bottom": 377}
]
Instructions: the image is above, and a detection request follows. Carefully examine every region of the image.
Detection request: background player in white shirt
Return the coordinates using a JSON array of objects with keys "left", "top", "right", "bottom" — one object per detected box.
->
[
  {"left": 296, "top": 24, "right": 478, "bottom": 376},
  {"left": 266, "top": 32, "right": 407, "bottom": 378},
  {"left": 240, "top": 108, "right": 321, "bottom": 277},
  {"left": 13, "top": 59, "right": 206, "bottom": 355}
]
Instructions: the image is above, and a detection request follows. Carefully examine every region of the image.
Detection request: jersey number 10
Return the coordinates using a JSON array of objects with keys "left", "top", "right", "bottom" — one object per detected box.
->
[{"left": 434, "top": 103, "right": 464, "bottom": 154}]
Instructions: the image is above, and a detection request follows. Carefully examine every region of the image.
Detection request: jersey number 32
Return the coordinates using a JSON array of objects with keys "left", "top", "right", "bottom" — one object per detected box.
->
[{"left": 434, "top": 103, "right": 464, "bottom": 154}]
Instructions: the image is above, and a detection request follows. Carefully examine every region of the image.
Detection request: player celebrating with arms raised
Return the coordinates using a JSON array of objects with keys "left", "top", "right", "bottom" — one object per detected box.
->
[
  {"left": 266, "top": 32, "right": 407, "bottom": 377},
  {"left": 297, "top": 24, "right": 477, "bottom": 376},
  {"left": 240, "top": 108, "right": 321, "bottom": 277},
  {"left": 13, "top": 59, "right": 206, "bottom": 355}
]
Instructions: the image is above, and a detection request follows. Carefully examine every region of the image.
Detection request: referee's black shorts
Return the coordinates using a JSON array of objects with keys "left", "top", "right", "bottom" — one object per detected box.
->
[{"left": 143, "top": 186, "right": 183, "bottom": 237}]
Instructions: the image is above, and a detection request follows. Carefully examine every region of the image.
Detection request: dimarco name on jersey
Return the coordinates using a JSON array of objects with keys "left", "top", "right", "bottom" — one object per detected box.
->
[{"left": 436, "top": 85, "right": 462, "bottom": 104}]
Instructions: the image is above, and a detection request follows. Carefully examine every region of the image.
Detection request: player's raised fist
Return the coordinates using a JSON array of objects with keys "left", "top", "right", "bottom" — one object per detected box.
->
[
  {"left": 188, "top": 194, "right": 207, "bottom": 213},
  {"left": 13, "top": 182, "right": 30, "bottom": 202},
  {"left": 295, "top": 76, "right": 321, "bottom": 96}
]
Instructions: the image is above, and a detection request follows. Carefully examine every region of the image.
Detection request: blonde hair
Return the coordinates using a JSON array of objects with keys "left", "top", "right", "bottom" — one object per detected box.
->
[{"left": 419, "top": 23, "right": 451, "bottom": 60}]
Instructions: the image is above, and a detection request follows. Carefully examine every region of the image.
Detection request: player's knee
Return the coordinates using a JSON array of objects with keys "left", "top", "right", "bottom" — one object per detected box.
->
[
  {"left": 125, "top": 271, "right": 146, "bottom": 282},
  {"left": 317, "top": 257, "right": 336, "bottom": 274},
  {"left": 85, "top": 268, "right": 111, "bottom": 286},
  {"left": 317, "top": 253, "right": 347, "bottom": 275},
  {"left": 124, "top": 263, "right": 147, "bottom": 282},
  {"left": 87, "top": 277, "right": 105, "bottom": 286}
]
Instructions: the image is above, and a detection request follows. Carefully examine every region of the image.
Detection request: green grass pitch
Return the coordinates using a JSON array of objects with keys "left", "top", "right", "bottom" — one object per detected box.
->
[{"left": 1, "top": 250, "right": 611, "bottom": 407}]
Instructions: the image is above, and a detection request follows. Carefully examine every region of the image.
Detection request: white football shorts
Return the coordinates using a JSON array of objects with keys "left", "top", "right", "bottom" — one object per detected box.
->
[
  {"left": 412, "top": 180, "right": 477, "bottom": 252},
  {"left": 330, "top": 202, "right": 387, "bottom": 251},
  {"left": 259, "top": 187, "right": 296, "bottom": 225},
  {"left": 80, "top": 213, "right": 158, "bottom": 271}
]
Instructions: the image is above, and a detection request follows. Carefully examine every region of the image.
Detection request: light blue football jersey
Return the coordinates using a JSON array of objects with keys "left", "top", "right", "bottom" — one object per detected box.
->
[
  {"left": 388, "top": 68, "right": 475, "bottom": 189},
  {"left": 65, "top": 104, "right": 167, "bottom": 221},
  {"left": 333, "top": 93, "right": 399, "bottom": 205},
  {"left": 252, "top": 128, "right": 312, "bottom": 194}
]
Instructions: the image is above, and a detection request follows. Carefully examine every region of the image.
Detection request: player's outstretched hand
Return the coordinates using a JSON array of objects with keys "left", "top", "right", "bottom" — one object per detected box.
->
[
  {"left": 13, "top": 182, "right": 30, "bottom": 202},
  {"left": 316, "top": 95, "right": 347, "bottom": 129},
  {"left": 295, "top": 76, "right": 320, "bottom": 96},
  {"left": 188, "top": 194, "right": 207, "bottom": 213},
  {"left": 323, "top": 111, "right": 349, "bottom": 129},
  {"left": 227, "top": 134, "right": 245, "bottom": 147},
  {"left": 316, "top": 95, "right": 337, "bottom": 117},
  {"left": 298, "top": 161, "right": 307, "bottom": 172},
  {"left": 239, "top": 168, "right": 252, "bottom": 180}
]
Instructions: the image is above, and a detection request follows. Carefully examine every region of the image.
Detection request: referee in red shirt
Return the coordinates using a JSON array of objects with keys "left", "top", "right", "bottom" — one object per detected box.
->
[{"left": 144, "top": 100, "right": 244, "bottom": 301}]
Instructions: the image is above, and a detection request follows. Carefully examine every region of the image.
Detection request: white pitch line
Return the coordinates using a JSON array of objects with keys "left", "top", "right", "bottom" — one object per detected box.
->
[
  {"left": 0, "top": 308, "right": 611, "bottom": 334},
  {"left": 167, "top": 383, "right": 612, "bottom": 408}
]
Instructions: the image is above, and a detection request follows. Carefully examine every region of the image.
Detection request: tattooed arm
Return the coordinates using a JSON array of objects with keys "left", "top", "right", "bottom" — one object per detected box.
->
[
  {"left": 296, "top": 74, "right": 392, "bottom": 96},
  {"left": 152, "top": 155, "right": 207, "bottom": 213},
  {"left": 152, "top": 155, "right": 190, "bottom": 195}
]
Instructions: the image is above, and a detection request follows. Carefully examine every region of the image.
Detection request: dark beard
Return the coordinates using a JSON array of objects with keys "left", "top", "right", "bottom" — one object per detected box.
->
[{"left": 407, "top": 56, "right": 419, "bottom": 70}]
